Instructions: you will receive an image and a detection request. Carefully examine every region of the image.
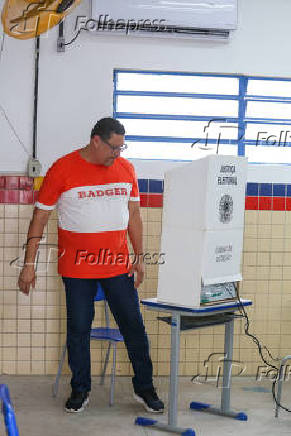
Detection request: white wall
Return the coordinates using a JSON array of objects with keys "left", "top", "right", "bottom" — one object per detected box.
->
[
  {"left": 1, "top": 0, "right": 291, "bottom": 181},
  {"left": 0, "top": 0, "right": 34, "bottom": 173}
]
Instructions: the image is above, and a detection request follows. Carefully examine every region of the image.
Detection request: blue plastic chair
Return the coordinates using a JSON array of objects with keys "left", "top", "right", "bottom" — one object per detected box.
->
[
  {"left": 0, "top": 384, "right": 19, "bottom": 436},
  {"left": 53, "top": 282, "right": 124, "bottom": 406}
]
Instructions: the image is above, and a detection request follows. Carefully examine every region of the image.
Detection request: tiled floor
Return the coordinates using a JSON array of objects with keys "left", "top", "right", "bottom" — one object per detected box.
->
[{"left": 1, "top": 376, "right": 291, "bottom": 436}]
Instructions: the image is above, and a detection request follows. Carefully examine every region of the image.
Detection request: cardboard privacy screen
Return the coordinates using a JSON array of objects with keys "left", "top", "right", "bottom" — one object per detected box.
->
[{"left": 157, "top": 155, "right": 248, "bottom": 308}]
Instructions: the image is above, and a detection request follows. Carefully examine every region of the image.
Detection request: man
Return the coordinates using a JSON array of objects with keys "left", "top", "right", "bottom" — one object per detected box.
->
[{"left": 18, "top": 117, "right": 164, "bottom": 414}]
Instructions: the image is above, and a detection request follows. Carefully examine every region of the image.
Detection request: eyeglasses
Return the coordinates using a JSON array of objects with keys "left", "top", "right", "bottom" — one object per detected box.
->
[{"left": 103, "top": 139, "right": 128, "bottom": 153}]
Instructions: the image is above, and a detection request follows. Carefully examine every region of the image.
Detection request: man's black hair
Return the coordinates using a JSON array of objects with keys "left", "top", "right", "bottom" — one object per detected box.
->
[{"left": 90, "top": 118, "right": 125, "bottom": 140}]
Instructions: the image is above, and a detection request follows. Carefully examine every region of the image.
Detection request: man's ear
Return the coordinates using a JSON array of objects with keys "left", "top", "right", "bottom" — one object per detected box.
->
[{"left": 92, "top": 135, "right": 101, "bottom": 149}]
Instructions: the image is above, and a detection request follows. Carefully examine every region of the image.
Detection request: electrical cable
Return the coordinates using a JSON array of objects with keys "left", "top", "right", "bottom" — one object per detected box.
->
[
  {"left": 236, "top": 288, "right": 280, "bottom": 365},
  {"left": 235, "top": 284, "right": 291, "bottom": 413},
  {"left": 64, "top": 27, "right": 82, "bottom": 45},
  {"left": 64, "top": 26, "right": 89, "bottom": 46},
  {"left": 224, "top": 284, "right": 279, "bottom": 364},
  {"left": 0, "top": 31, "right": 5, "bottom": 65},
  {"left": 191, "top": 283, "right": 290, "bottom": 412},
  {"left": 32, "top": 36, "right": 40, "bottom": 159}
]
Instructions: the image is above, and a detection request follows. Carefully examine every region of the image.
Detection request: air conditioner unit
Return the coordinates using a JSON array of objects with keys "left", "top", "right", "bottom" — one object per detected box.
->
[{"left": 89, "top": 0, "right": 238, "bottom": 41}]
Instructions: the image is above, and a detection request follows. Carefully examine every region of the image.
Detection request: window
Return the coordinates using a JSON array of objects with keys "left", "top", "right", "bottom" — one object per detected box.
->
[{"left": 114, "top": 70, "right": 291, "bottom": 164}]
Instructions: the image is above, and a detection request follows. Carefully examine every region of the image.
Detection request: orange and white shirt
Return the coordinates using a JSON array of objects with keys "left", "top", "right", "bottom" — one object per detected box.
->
[{"left": 35, "top": 149, "right": 140, "bottom": 278}]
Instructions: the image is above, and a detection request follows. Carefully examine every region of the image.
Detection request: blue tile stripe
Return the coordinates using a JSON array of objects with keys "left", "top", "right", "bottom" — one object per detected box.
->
[
  {"left": 273, "top": 184, "right": 286, "bottom": 197},
  {"left": 140, "top": 180, "right": 291, "bottom": 197},
  {"left": 259, "top": 183, "right": 272, "bottom": 197},
  {"left": 138, "top": 179, "right": 149, "bottom": 193},
  {"left": 246, "top": 183, "right": 258, "bottom": 196},
  {"left": 138, "top": 179, "right": 163, "bottom": 193},
  {"left": 149, "top": 179, "right": 163, "bottom": 193}
]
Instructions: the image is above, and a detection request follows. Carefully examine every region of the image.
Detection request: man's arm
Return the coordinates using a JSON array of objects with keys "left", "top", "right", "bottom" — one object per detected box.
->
[
  {"left": 128, "top": 201, "right": 144, "bottom": 288},
  {"left": 18, "top": 207, "right": 52, "bottom": 295}
]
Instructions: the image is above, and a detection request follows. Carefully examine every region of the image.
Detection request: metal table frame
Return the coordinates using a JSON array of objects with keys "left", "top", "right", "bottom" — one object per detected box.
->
[
  {"left": 275, "top": 354, "right": 291, "bottom": 418},
  {"left": 135, "top": 298, "right": 252, "bottom": 435}
]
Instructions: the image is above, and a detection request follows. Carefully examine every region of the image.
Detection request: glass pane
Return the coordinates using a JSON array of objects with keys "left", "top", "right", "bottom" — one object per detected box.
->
[
  {"left": 122, "top": 141, "right": 237, "bottom": 160},
  {"left": 117, "top": 96, "right": 238, "bottom": 117},
  {"left": 247, "top": 79, "right": 291, "bottom": 97},
  {"left": 245, "top": 145, "right": 291, "bottom": 164},
  {"left": 246, "top": 101, "right": 291, "bottom": 119},
  {"left": 245, "top": 123, "right": 291, "bottom": 145},
  {"left": 120, "top": 118, "right": 239, "bottom": 140},
  {"left": 117, "top": 73, "right": 239, "bottom": 95}
]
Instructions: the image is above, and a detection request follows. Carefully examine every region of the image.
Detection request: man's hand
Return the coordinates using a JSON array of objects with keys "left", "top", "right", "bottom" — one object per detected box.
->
[
  {"left": 18, "top": 207, "right": 50, "bottom": 295},
  {"left": 128, "top": 259, "right": 145, "bottom": 288},
  {"left": 128, "top": 200, "right": 144, "bottom": 288},
  {"left": 18, "top": 265, "right": 36, "bottom": 295}
]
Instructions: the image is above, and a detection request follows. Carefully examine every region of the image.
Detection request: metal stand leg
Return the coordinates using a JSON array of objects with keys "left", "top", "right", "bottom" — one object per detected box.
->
[
  {"left": 100, "top": 342, "right": 111, "bottom": 386},
  {"left": 110, "top": 342, "right": 116, "bottom": 407},
  {"left": 221, "top": 318, "right": 234, "bottom": 413},
  {"left": 275, "top": 355, "right": 291, "bottom": 418},
  {"left": 135, "top": 312, "right": 196, "bottom": 435},
  {"left": 190, "top": 319, "right": 247, "bottom": 421},
  {"left": 275, "top": 364, "right": 285, "bottom": 418},
  {"left": 52, "top": 343, "right": 67, "bottom": 397},
  {"left": 168, "top": 312, "right": 181, "bottom": 428}
]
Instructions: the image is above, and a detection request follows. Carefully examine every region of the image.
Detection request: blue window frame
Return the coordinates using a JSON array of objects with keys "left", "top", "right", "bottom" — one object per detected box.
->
[{"left": 113, "top": 70, "right": 291, "bottom": 164}]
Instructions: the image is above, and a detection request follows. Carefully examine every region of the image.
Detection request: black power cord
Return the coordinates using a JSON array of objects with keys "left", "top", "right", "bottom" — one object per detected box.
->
[
  {"left": 64, "top": 27, "right": 83, "bottom": 46},
  {"left": 235, "top": 283, "right": 291, "bottom": 413},
  {"left": 65, "top": 21, "right": 90, "bottom": 46}
]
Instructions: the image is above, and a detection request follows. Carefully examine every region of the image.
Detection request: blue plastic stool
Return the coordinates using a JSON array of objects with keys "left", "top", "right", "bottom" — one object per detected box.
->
[{"left": 53, "top": 282, "right": 124, "bottom": 406}]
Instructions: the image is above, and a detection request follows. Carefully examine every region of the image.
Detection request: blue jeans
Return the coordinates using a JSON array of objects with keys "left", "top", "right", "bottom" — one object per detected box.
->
[{"left": 62, "top": 273, "right": 153, "bottom": 393}]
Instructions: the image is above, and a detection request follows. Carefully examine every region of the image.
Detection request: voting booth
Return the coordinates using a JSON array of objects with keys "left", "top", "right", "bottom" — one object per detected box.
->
[{"left": 157, "top": 155, "right": 248, "bottom": 308}]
